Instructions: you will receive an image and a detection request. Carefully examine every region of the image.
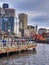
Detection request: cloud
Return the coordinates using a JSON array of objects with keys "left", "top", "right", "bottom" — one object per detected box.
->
[
  {"left": 13, "top": 0, "right": 42, "bottom": 11},
  {"left": 16, "top": 10, "right": 47, "bottom": 18},
  {"left": 16, "top": 10, "right": 49, "bottom": 29},
  {"left": 0, "top": 0, "right": 49, "bottom": 12},
  {"left": 31, "top": 16, "right": 49, "bottom": 22},
  {"left": 11, "top": 0, "right": 49, "bottom": 12},
  {"left": 0, "top": 0, "right": 49, "bottom": 28},
  {"left": 0, "top": 2, "right": 3, "bottom": 7}
]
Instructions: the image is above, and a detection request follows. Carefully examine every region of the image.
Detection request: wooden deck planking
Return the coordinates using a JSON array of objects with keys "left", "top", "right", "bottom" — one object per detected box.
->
[{"left": 0, "top": 44, "right": 36, "bottom": 54}]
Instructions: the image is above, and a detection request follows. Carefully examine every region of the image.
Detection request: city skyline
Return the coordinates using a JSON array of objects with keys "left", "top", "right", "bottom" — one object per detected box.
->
[
  {"left": 0, "top": 0, "right": 49, "bottom": 29},
  {"left": 0, "top": 4, "right": 15, "bottom": 33}
]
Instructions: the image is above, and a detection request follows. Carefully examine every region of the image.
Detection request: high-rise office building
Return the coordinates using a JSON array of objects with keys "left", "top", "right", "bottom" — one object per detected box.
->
[
  {"left": 18, "top": 13, "right": 28, "bottom": 36},
  {"left": 3, "top": 8, "right": 15, "bottom": 32},
  {"left": 3, "top": 3, "right": 9, "bottom": 8},
  {"left": 0, "top": 14, "right": 2, "bottom": 30},
  {"left": 0, "top": 8, "right": 5, "bottom": 15},
  {"left": 0, "top": 8, "right": 5, "bottom": 31},
  {"left": 19, "top": 13, "right": 28, "bottom": 29},
  {"left": 4, "top": 8, "right": 15, "bottom": 17},
  {"left": 0, "top": 4, "right": 15, "bottom": 33},
  {"left": 2, "top": 16, "right": 14, "bottom": 32}
]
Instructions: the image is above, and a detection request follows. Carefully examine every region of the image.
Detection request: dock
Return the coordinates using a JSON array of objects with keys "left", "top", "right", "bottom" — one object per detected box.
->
[
  {"left": 0, "top": 38, "right": 37, "bottom": 56},
  {"left": 0, "top": 43, "right": 36, "bottom": 55}
]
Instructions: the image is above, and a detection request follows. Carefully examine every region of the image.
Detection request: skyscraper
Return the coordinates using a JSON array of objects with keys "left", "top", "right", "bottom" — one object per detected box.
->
[
  {"left": 3, "top": 3, "right": 9, "bottom": 8},
  {"left": 2, "top": 10, "right": 15, "bottom": 32},
  {"left": 19, "top": 13, "right": 28, "bottom": 29},
  {"left": 0, "top": 4, "right": 15, "bottom": 33},
  {"left": 4, "top": 8, "right": 15, "bottom": 17},
  {"left": 0, "top": 8, "right": 5, "bottom": 31},
  {"left": 18, "top": 13, "right": 28, "bottom": 36},
  {"left": 2, "top": 16, "right": 14, "bottom": 32}
]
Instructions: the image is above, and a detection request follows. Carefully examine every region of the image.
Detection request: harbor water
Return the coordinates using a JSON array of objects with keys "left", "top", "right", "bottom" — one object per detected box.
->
[{"left": 0, "top": 43, "right": 49, "bottom": 65}]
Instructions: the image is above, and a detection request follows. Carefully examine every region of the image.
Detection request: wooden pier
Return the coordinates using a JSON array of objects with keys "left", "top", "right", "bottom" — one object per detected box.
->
[{"left": 0, "top": 44, "right": 36, "bottom": 55}]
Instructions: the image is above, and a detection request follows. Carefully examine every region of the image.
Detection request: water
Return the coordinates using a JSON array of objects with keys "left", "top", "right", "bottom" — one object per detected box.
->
[{"left": 0, "top": 43, "right": 49, "bottom": 65}]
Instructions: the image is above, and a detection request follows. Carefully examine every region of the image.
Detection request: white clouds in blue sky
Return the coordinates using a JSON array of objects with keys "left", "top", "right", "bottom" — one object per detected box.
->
[{"left": 0, "top": 0, "right": 49, "bottom": 28}]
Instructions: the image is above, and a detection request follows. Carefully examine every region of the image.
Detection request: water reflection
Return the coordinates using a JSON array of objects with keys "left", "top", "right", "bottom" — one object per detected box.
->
[
  {"left": 0, "top": 43, "right": 49, "bottom": 65},
  {"left": 32, "top": 48, "right": 37, "bottom": 54},
  {"left": 0, "top": 48, "right": 37, "bottom": 59}
]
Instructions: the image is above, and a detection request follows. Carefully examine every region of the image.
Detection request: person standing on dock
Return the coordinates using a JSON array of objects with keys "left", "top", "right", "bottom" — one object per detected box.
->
[{"left": 2, "top": 39, "right": 6, "bottom": 46}]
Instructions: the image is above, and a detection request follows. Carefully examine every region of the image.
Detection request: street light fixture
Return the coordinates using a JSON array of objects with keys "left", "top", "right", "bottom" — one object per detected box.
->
[{"left": 8, "top": 29, "right": 10, "bottom": 46}]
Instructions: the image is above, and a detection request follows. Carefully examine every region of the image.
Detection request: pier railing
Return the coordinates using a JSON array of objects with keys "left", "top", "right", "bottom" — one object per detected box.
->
[{"left": 0, "top": 40, "right": 35, "bottom": 47}]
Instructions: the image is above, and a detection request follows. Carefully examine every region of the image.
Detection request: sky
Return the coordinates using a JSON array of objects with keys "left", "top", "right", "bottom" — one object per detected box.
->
[{"left": 0, "top": 0, "right": 49, "bottom": 29}]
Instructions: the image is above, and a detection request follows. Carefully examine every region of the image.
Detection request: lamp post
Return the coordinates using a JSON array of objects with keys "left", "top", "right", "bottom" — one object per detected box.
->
[{"left": 8, "top": 29, "right": 10, "bottom": 46}]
